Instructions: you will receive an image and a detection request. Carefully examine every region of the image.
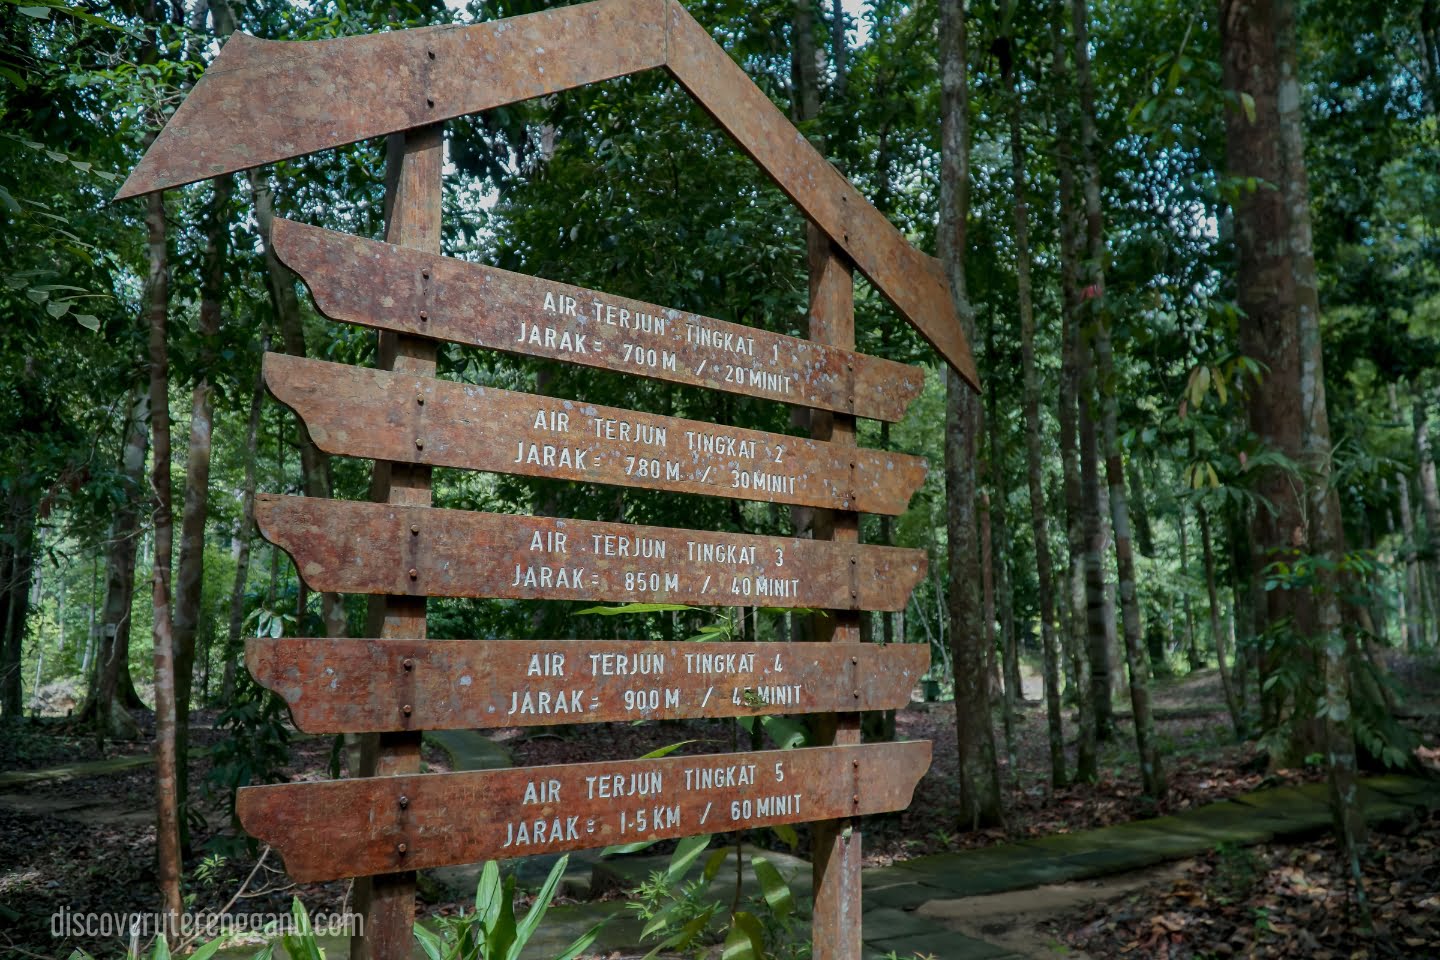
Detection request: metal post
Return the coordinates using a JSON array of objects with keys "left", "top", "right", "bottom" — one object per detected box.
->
[
  {"left": 807, "top": 223, "right": 862, "bottom": 959},
  {"left": 351, "top": 122, "right": 443, "bottom": 960}
]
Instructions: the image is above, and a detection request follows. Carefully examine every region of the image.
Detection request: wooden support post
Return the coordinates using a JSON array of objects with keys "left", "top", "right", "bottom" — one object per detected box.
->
[
  {"left": 807, "top": 224, "right": 862, "bottom": 959},
  {"left": 351, "top": 123, "right": 443, "bottom": 960}
]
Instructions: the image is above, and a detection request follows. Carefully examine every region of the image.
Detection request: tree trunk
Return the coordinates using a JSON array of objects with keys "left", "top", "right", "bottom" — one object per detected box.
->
[
  {"left": 1389, "top": 385, "right": 1423, "bottom": 650},
  {"left": 1276, "top": 0, "right": 1367, "bottom": 866},
  {"left": 1200, "top": 503, "right": 1244, "bottom": 736},
  {"left": 171, "top": 172, "right": 230, "bottom": 847},
  {"left": 1051, "top": 0, "right": 1097, "bottom": 782},
  {"left": 1222, "top": 0, "right": 1365, "bottom": 865},
  {"left": 1080, "top": 349, "right": 1113, "bottom": 737},
  {"left": 1227, "top": 499, "right": 1257, "bottom": 717},
  {"left": 1127, "top": 459, "right": 1155, "bottom": 559},
  {"left": 940, "top": 0, "right": 1002, "bottom": 831},
  {"left": 144, "top": 181, "right": 184, "bottom": 934},
  {"left": 223, "top": 349, "right": 267, "bottom": 703},
  {"left": 1003, "top": 35, "right": 1066, "bottom": 786},
  {"left": 90, "top": 389, "right": 149, "bottom": 742},
  {"left": 877, "top": 420, "right": 897, "bottom": 741},
  {"left": 791, "top": 0, "right": 822, "bottom": 124},
  {"left": 987, "top": 428, "right": 1020, "bottom": 785},
  {"left": 1072, "top": 0, "right": 1164, "bottom": 797},
  {"left": 0, "top": 489, "right": 37, "bottom": 719},
  {"left": 981, "top": 487, "right": 998, "bottom": 697},
  {"left": 1178, "top": 503, "right": 1202, "bottom": 669},
  {"left": 1414, "top": 397, "right": 1440, "bottom": 630}
]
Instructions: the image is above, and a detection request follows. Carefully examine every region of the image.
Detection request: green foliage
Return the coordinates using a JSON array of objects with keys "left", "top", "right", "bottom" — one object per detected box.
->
[
  {"left": 625, "top": 836, "right": 807, "bottom": 960},
  {"left": 413, "top": 856, "right": 602, "bottom": 960},
  {"left": 1256, "top": 554, "right": 1417, "bottom": 769},
  {"left": 203, "top": 668, "right": 291, "bottom": 836}
]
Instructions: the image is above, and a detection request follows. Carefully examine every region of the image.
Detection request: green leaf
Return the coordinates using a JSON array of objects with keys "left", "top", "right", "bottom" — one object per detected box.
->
[
  {"left": 1240, "top": 91, "right": 1256, "bottom": 123},
  {"left": 412, "top": 922, "right": 444, "bottom": 960},
  {"left": 750, "top": 856, "right": 794, "bottom": 919},
  {"left": 601, "top": 838, "right": 661, "bottom": 856},
  {"left": 552, "top": 920, "right": 606, "bottom": 960},
  {"left": 489, "top": 874, "right": 518, "bottom": 959},
  {"left": 640, "top": 907, "right": 716, "bottom": 960},
  {"left": 702, "top": 847, "right": 730, "bottom": 883},
  {"left": 188, "top": 938, "right": 225, "bottom": 960},
  {"left": 46, "top": 300, "right": 70, "bottom": 318},
  {"left": 760, "top": 714, "right": 808, "bottom": 749},
  {"left": 641, "top": 901, "right": 682, "bottom": 940},
  {"left": 510, "top": 854, "right": 568, "bottom": 957},
  {"left": 153, "top": 934, "right": 171, "bottom": 960},
  {"left": 18, "top": 5, "right": 50, "bottom": 18},
  {"left": 731, "top": 910, "right": 766, "bottom": 957},
  {"left": 664, "top": 834, "right": 710, "bottom": 884},
  {"left": 0, "top": 186, "right": 18, "bottom": 212},
  {"left": 637, "top": 739, "right": 695, "bottom": 760},
  {"left": 769, "top": 822, "right": 800, "bottom": 852},
  {"left": 1188, "top": 364, "right": 1210, "bottom": 407},
  {"left": 0, "top": 65, "right": 29, "bottom": 90},
  {"left": 721, "top": 918, "right": 757, "bottom": 960},
  {"left": 575, "top": 603, "right": 694, "bottom": 616},
  {"left": 475, "top": 860, "right": 504, "bottom": 931},
  {"left": 74, "top": 314, "right": 99, "bottom": 331},
  {"left": 283, "top": 897, "right": 323, "bottom": 960}
]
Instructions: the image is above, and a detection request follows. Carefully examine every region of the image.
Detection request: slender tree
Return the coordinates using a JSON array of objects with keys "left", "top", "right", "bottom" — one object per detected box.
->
[
  {"left": 1050, "top": 0, "right": 1098, "bottom": 781},
  {"left": 172, "top": 171, "right": 231, "bottom": 842},
  {"left": 1390, "top": 385, "right": 1423, "bottom": 649},
  {"left": 144, "top": 179, "right": 183, "bottom": 933},
  {"left": 87, "top": 387, "right": 149, "bottom": 741},
  {"left": 1071, "top": 0, "right": 1164, "bottom": 797},
  {"left": 1001, "top": 13, "right": 1066, "bottom": 786},
  {"left": 222, "top": 347, "right": 267, "bottom": 702},
  {"left": 940, "top": 0, "right": 1003, "bottom": 830}
]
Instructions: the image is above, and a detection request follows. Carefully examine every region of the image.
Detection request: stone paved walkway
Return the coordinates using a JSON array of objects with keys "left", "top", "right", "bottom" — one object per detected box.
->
[
  {"left": 424, "top": 732, "right": 1440, "bottom": 959},
  {"left": 0, "top": 746, "right": 208, "bottom": 790}
]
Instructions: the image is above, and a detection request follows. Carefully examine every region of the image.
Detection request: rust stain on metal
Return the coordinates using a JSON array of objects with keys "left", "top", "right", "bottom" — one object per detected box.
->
[
  {"left": 661, "top": 1, "right": 976, "bottom": 389},
  {"left": 270, "top": 220, "right": 925, "bottom": 422},
  {"left": 247, "top": 637, "right": 929, "bottom": 732},
  {"left": 235, "top": 741, "right": 931, "bottom": 881},
  {"left": 265, "top": 353, "right": 925, "bottom": 514},
  {"left": 116, "top": 0, "right": 668, "bottom": 199},
  {"left": 115, "top": 0, "right": 977, "bottom": 387},
  {"left": 253, "top": 494, "right": 925, "bottom": 611}
]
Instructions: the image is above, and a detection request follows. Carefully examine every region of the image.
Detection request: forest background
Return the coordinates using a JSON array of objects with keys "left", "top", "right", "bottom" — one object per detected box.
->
[{"left": 2, "top": 0, "right": 1439, "bottom": 951}]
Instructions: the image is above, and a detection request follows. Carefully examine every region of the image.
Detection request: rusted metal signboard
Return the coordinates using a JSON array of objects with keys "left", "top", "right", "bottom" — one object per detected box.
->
[
  {"left": 270, "top": 219, "right": 925, "bottom": 422},
  {"left": 113, "top": 0, "right": 977, "bottom": 387},
  {"left": 236, "top": 741, "right": 931, "bottom": 881},
  {"left": 248, "top": 637, "right": 928, "bottom": 732},
  {"left": 254, "top": 494, "right": 926, "bottom": 611},
  {"left": 265, "top": 353, "right": 925, "bottom": 514},
  {"left": 123, "top": 3, "right": 961, "bottom": 957}
]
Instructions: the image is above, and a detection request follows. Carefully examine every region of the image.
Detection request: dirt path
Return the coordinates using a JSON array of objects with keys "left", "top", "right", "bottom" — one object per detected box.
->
[{"left": 916, "top": 860, "right": 1192, "bottom": 958}]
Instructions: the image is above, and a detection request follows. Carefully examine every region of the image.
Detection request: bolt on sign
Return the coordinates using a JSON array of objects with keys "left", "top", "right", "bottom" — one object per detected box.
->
[{"left": 120, "top": 1, "right": 978, "bottom": 957}]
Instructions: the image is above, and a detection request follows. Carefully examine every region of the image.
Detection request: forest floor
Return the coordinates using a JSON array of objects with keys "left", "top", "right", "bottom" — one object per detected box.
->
[{"left": 1, "top": 657, "right": 1438, "bottom": 958}]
